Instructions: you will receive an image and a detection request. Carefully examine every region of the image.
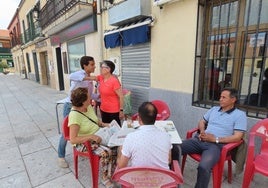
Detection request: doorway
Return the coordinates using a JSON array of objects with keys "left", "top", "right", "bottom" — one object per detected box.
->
[
  {"left": 33, "top": 52, "right": 40, "bottom": 83},
  {"left": 40, "top": 51, "right": 50, "bottom": 86},
  {"left": 56, "top": 47, "right": 64, "bottom": 90}
]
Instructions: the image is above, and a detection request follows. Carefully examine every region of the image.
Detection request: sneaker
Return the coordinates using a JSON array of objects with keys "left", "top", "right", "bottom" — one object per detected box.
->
[{"left": 58, "top": 158, "right": 69, "bottom": 168}]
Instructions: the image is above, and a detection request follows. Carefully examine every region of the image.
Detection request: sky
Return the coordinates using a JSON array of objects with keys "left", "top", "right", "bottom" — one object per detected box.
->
[{"left": 0, "top": 0, "right": 21, "bottom": 29}]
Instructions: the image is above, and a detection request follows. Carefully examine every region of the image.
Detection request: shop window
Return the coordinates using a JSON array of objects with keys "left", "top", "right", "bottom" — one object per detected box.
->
[
  {"left": 193, "top": 0, "right": 268, "bottom": 118},
  {"left": 67, "top": 38, "right": 85, "bottom": 73}
]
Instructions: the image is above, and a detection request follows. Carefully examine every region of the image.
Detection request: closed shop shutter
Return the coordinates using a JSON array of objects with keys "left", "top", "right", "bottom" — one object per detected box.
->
[{"left": 121, "top": 43, "right": 151, "bottom": 114}]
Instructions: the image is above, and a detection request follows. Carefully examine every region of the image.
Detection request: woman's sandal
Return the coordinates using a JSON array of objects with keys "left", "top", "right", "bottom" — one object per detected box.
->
[{"left": 101, "top": 179, "right": 114, "bottom": 188}]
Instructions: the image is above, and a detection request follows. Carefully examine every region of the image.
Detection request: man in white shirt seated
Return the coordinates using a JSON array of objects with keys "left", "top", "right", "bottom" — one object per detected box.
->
[{"left": 117, "top": 101, "right": 172, "bottom": 169}]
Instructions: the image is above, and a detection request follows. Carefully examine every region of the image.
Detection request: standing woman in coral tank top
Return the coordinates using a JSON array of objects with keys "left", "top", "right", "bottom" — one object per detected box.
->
[{"left": 96, "top": 60, "right": 124, "bottom": 126}]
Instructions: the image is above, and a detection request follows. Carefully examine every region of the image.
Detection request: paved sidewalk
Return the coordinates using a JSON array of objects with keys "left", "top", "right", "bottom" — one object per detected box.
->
[
  {"left": 0, "top": 74, "right": 267, "bottom": 188},
  {"left": 0, "top": 74, "right": 95, "bottom": 188}
]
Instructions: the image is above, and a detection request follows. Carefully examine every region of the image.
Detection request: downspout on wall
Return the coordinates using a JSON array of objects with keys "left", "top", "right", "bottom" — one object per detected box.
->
[{"left": 97, "top": 0, "right": 104, "bottom": 62}]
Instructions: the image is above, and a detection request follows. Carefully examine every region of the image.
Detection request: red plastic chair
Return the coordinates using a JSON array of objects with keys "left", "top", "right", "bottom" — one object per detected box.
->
[
  {"left": 181, "top": 127, "right": 244, "bottom": 188},
  {"left": 112, "top": 160, "right": 183, "bottom": 188},
  {"left": 132, "top": 100, "right": 171, "bottom": 120},
  {"left": 242, "top": 118, "right": 268, "bottom": 188},
  {"left": 62, "top": 116, "right": 100, "bottom": 188}
]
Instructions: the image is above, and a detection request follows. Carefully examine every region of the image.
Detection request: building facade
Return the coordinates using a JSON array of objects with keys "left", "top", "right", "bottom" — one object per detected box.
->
[
  {"left": 8, "top": 6, "right": 22, "bottom": 76},
  {"left": 9, "top": 0, "right": 268, "bottom": 137},
  {"left": 39, "top": 0, "right": 101, "bottom": 91},
  {"left": 0, "top": 29, "right": 13, "bottom": 73}
]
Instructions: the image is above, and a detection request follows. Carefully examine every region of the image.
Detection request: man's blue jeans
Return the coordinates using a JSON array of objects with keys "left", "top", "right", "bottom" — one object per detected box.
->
[
  {"left": 58, "top": 102, "right": 72, "bottom": 158},
  {"left": 180, "top": 135, "right": 223, "bottom": 188}
]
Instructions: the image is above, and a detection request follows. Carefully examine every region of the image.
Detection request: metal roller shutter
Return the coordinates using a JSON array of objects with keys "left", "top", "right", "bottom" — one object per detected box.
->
[{"left": 121, "top": 43, "right": 151, "bottom": 114}]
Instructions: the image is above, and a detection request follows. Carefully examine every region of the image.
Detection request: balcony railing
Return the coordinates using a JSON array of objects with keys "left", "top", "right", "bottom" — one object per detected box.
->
[
  {"left": 21, "top": 21, "right": 43, "bottom": 45},
  {"left": 11, "top": 36, "right": 21, "bottom": 47},
  {"left": 40, "top": 0, "right": 93, "bottom": 29}
]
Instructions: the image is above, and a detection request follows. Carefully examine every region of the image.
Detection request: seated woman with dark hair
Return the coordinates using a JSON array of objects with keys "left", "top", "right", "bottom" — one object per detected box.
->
[{"left": 69, "top": 87, "right": 116, "bottom": 188}]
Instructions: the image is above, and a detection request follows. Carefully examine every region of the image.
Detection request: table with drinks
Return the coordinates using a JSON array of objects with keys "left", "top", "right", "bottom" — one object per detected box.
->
[
  {"left": 108, "top": 120, "right": 182, "bottom": 146},
  {"left": 107, "top": 120, "right": 182, "bottom": 163}
]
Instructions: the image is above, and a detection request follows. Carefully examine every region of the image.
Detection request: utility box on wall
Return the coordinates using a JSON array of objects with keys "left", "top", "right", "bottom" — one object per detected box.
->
[{"left": 108, "top": 0, "right": 151, "bottom": 26}]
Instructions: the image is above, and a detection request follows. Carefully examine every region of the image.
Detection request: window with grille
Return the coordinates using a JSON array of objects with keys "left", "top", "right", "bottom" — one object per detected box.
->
[{"left": 193, "top": 0, "right": 268, "bottom": 118}]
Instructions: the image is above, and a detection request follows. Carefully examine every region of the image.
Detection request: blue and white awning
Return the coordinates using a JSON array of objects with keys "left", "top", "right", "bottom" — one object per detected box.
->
[{"left": 104, "top": 18, "right": 152, "bottom": 48}]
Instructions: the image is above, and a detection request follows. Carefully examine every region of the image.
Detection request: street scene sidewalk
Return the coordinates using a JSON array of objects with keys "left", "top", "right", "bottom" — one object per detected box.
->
[{"left": 0, "top": 74, "right": 267, "bottom": 188}]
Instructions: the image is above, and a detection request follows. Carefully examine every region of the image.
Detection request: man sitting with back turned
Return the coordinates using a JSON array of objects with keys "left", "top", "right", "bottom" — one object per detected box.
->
[
  {"left": 180, "top": 87, "right": 247, "bottom": 188},
  {"left": 117, "top": 101, "right": 172, "bottom": 169}
]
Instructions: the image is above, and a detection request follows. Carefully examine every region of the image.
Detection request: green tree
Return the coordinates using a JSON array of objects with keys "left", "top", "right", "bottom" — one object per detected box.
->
[{"left": 0, "top": 62, "right": 9, "bottom": 72}]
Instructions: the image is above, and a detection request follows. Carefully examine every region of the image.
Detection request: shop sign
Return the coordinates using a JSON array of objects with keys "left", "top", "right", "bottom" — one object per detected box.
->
[
  {"left": 0, "top": 54, "right": 12, "bottom": 59},
  {"left": 35, "top": 41, "right": 47, "bottom": 48},
  {"left": 50, "top": 16, "right": 97, "bottom": 46}
]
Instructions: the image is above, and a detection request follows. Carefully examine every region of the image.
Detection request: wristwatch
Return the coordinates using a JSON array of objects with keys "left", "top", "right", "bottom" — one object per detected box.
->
[{"left": 215, "top": 137, "right": 219, "bottom": 144}]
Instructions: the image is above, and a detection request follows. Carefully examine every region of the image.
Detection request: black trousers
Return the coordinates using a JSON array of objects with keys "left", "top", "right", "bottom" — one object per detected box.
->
[{"left": 100, "top": 110, "right": 121, "bottom": 126}]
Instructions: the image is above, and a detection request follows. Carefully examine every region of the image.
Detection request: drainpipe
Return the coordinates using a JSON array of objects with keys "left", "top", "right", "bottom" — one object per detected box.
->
[{"left": 97, "top": 0, "right": 104, "bottom": 62}]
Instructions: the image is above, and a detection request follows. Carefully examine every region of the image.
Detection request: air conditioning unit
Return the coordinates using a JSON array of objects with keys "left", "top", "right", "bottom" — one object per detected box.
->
[{"left": 153, "top": 0, "right": 181, "bottom": 7}]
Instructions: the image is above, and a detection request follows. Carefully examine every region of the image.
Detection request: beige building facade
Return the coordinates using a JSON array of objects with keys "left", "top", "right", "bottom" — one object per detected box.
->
[
  {"left": 100, "top": 0, "right": 268, "bottom": 134},
  {"left": 9, "top": 0, "right": 268, "bottom": 136},
  {"left": 13, "top": 0, "right": 52, "bottom": 85},
  {"left": 100, "top": 0, "right": 209, "bottom": 135},
  {"left": 40, "top": 0, "right": 102, "bottom": 91}
]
